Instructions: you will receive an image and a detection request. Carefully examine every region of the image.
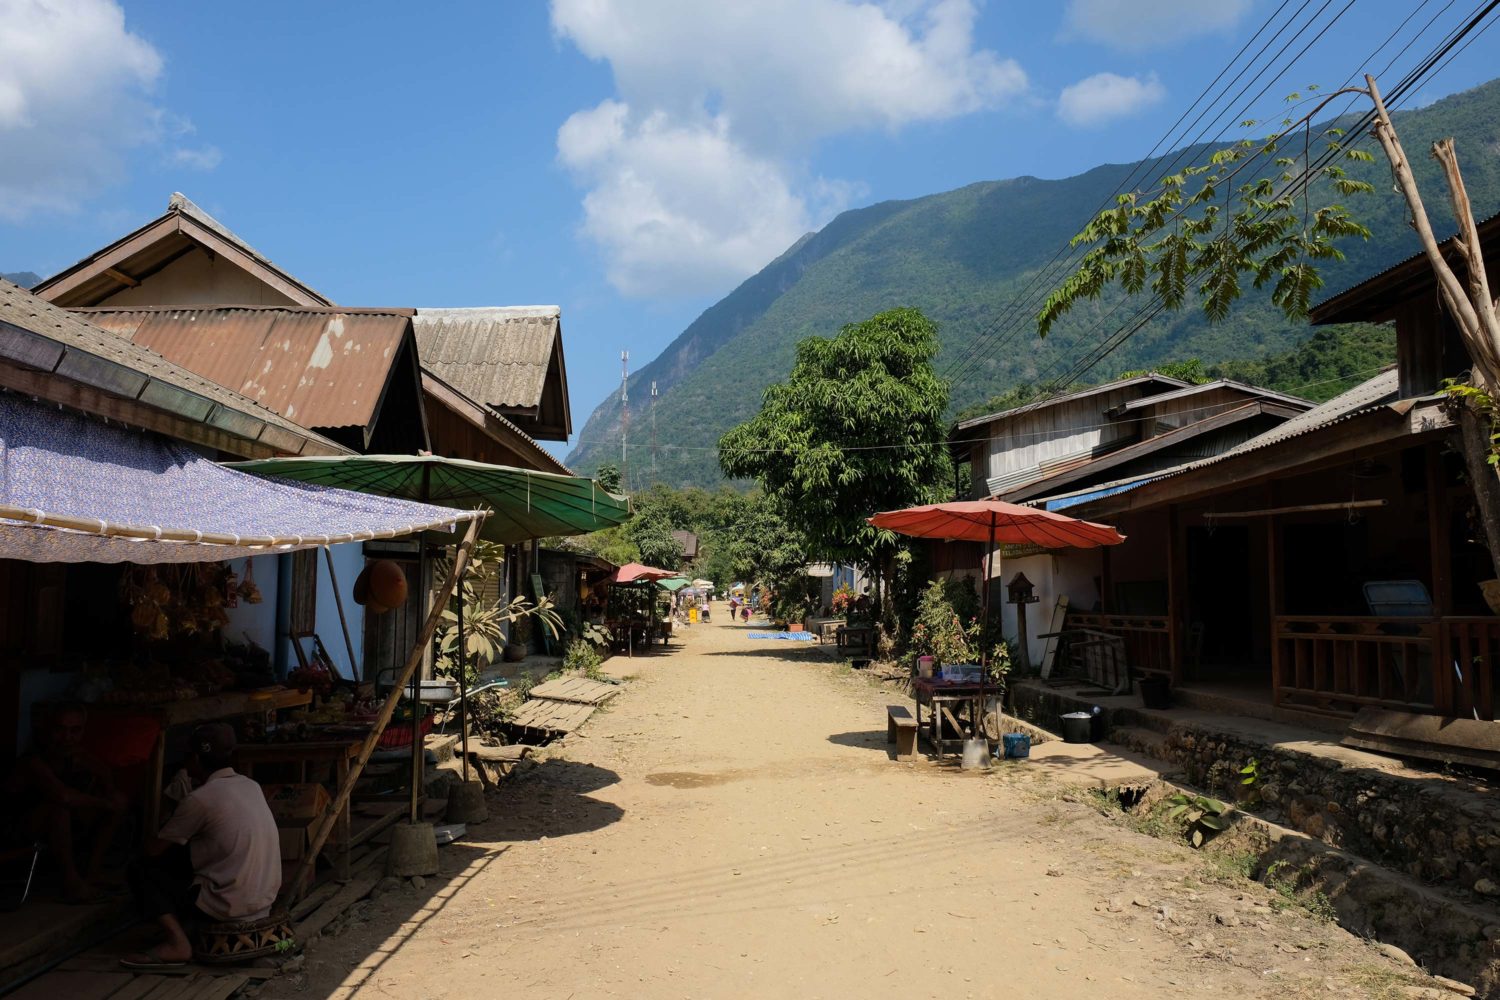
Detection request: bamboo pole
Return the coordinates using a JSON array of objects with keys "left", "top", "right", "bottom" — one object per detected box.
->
[
  {"left": 0, "top": 501, "right": 476, "bottom": 550},
  {"left": 285, "top": 515, "right": 485, "bottom": 903},
  {"left": 322, "top": 546, "right": 360, "bottom": 681}
]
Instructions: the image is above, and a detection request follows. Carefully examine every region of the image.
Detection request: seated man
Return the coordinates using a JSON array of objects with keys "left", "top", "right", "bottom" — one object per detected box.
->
[
  {"left": 123, "top": 723, "right": 281, "bottom": 969},
  {"left": 5, "top": 703, "right": 126, "bottom": 902}
]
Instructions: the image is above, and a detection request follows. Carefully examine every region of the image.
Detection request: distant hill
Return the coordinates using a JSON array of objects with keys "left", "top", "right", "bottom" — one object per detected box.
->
[
  {"left": 2, "top": 272, "right": 40, "bottom": 289},
  {"left": 567, "top": 79, "right": 1500, "bottom": 488}
]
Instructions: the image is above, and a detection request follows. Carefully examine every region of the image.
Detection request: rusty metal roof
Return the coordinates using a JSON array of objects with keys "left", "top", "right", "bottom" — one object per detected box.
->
[
  {"left": 412, "top": 307, "right": 560, "bottom": 410},
  {"left": 76, "top": 305, "right": 415, "bottom": 434},
  {"left": 0, "top": 279, "right": 349, "bottom": 456}
]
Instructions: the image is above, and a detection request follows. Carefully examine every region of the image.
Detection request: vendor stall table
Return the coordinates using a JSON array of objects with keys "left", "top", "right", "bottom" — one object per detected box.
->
[
  {"left": 83, "top": 688, "right": 312, "bottom": 841},
  {"left": 235, "top": 737, "right": 362, "bottom": 881},
  {"left": 912, "top": 677, "right": 988, "bottom": 760}
]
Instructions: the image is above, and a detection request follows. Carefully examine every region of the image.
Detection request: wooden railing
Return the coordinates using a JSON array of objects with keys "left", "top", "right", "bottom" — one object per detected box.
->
[
  {"left": 1273, "top": 616, "right": 1500, "bottom": 720},
  {"left": 1065, "top": 611, "right": 1172, "bottom": 677}
]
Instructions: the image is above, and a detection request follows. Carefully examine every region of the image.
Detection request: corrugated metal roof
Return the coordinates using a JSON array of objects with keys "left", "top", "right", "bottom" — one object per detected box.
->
[
  {"left": 1040, "top": 369, "right": 1404, "bottom": 515},
  {"left": 1310, "top": 210, "right": 1500, "bottom": 322},
  {"left": 77, "top": 306, "right": 414, "bottom": 432},
  {"left": 413, "top": 307, "right": 560, "bottom": 411},
  {"left": 954, "top": 374, "right": 1191, "bottom": 432},
  {"left": 0, "top": 279, "right": 347, "bottom": 455},
  {"left": 1110, "top": 379, "right": 1314, "bottom": 414}
]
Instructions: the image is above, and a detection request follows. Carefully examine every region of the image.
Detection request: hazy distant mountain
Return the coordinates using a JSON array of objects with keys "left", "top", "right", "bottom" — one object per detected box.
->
[
  {"left": 2, "top": 272, "right": 40, "bottom": 289},
  {"left": 567, "top": 78, "right": 1500, "bottom": 488}
]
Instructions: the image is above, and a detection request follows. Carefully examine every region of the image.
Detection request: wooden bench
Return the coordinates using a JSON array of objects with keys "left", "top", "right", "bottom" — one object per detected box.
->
[{"left": 886, "top": 704, "right": 918, "bottom": 761}]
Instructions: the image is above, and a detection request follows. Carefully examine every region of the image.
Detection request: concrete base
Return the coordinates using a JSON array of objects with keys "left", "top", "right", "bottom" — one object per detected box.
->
[
  {"left": 387, "top": 821, "right": 439, "bottom": 877},
  {"left": 445, "top": 780, "right": 489, "bottom": 824}
]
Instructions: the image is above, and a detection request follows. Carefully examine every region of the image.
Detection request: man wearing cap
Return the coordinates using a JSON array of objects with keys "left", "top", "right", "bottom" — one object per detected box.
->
[{"left": 122, "top": 723, "right": 281, "bottom": 970}]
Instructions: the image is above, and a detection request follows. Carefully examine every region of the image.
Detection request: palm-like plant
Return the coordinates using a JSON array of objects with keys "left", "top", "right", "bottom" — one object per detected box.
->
[{"left": 433, "top": 541, "right": 563, "bottom": 686}]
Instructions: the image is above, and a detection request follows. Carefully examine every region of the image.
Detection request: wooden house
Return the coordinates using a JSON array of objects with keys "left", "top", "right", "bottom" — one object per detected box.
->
[
  {"left": 1023, "top": 218, "right": 1500, "bottom": 727},
  {"left": 949, "top": 375, "right": 1313, "bottom": 650}
]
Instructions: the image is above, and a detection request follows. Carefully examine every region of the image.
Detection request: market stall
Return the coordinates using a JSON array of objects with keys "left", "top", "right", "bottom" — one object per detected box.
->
[{"left": 0, "top": 395, "right": 485, "bottom": 915}]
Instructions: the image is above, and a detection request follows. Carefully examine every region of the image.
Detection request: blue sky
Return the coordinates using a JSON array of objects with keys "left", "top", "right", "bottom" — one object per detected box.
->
[{"left": 1, "top": 1, "right": 1496, "bottom": 459}]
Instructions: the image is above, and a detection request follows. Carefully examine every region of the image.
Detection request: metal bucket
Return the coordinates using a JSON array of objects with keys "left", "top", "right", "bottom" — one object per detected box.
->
[{"left": 1061, "top": 711, "right": 1092, "bottom": 744}]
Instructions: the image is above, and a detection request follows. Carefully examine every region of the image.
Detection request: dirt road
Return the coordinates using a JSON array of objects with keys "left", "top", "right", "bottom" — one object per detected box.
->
[{"left": 273, "top": 618, "right": 1439, "bottom": 1000}]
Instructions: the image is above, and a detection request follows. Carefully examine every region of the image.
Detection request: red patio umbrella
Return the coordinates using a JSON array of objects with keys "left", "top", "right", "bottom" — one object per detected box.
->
[
  {"left": 867, "top": 499, "right": 1125, "bottom": 672},
  {"left": 611, "top": 562, "right": 678, "bottom": 584}
]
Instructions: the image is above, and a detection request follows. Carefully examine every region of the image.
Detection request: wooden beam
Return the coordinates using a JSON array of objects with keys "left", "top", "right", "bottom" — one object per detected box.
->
[
  {"left": 1079, "top": 410, "right": 1433, "bottom": 519},
  {"left": 1268, "top": 511, "right": 1284, "bottom": 707},
  {"left": 102, "top": 266, "right": 139, "bottom": 287},
  {"left": 1204, "top": 499, "right": 1388, "bottom": 519},
  {"left": 1166, "top": 504, "right": 1186, "bottom": 684}
]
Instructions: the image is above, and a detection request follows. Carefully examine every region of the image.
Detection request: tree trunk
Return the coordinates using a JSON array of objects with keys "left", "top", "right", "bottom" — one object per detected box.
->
[{"left": 1456, "top": 402, "right": 1500, "bottom": 582}]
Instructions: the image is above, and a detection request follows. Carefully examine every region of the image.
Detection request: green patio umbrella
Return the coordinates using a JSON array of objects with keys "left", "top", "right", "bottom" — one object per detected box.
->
[
  {"left": 657, "top": 577, "right": 691, "bottom": 592},
  {"left": 226, "top": 454, "right": 631, "bottom": 543}
]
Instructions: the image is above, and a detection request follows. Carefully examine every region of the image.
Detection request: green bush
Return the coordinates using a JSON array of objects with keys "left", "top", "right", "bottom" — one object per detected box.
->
[{"left": 564, "top": 639, "right": 604, "bottom": 678}]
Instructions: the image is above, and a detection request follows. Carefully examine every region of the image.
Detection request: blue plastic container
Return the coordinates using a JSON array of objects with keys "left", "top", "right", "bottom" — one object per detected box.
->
[{"left": 1002, "top": 733, "right": 1031, "bottom": 759}]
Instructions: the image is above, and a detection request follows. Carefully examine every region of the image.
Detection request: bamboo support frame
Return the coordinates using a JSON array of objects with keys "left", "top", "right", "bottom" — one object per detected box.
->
[
  {"left": 285, "top": 514, "right": 486, "bottom": 903},
  {"left": 0, "top": 500, "right": 475, "bottom": 550}
]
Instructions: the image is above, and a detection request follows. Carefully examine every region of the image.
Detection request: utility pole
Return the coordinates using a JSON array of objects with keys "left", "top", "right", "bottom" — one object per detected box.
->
[
  {"left": 619, "top": 351, "right": 629, "bottom": 492},
  {"left": 650, "top": 380, "right": 658, "bottom": 482}
]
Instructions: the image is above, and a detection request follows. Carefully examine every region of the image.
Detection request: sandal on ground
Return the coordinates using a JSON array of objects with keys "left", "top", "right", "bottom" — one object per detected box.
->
[{"left": 119, "top": 947, "right": 189, "bottom": 972}]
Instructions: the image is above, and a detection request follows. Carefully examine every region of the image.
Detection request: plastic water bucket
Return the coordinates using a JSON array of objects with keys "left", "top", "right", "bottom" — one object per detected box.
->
[
  {"left": 1061, "top": 711, "right": 1093, "bottom": 744},
  {"left": 1002, "top": 733, "right": 1031, "bottom": 759}
]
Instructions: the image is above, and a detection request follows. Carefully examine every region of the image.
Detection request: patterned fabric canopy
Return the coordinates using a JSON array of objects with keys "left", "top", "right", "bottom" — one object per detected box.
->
[{"left": 0, "top": 395, "right": 478, "bottom": 563}]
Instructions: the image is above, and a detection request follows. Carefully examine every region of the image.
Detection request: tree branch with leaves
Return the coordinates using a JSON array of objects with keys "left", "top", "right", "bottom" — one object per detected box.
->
[{"left": 1038, "top": 75, "right": 1500, "bottom": 578}]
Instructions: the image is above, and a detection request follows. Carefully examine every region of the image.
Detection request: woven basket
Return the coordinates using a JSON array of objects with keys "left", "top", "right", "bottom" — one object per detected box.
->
[{"left": 192, "top": 909, "right": 294, "bottom": 963}]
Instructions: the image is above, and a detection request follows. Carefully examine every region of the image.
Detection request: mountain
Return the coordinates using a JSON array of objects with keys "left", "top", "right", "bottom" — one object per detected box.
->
[
  {"left": 2, "top": 272, "right": 40, "bottom": 289},
  {"left": 568, "top": 79, "right": 1500, "bottom": 488}
]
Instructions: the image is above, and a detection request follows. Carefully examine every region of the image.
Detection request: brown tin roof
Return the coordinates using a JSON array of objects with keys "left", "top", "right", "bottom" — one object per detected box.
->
[
  {"left": 75, "top": 305, "right": 416, "bottom": 435},
  {"left": 0, "top": 279, "right": 349, "bottom": 457},
  {"left": 412, "top": 307, "right": 571, "bottom": 436}
]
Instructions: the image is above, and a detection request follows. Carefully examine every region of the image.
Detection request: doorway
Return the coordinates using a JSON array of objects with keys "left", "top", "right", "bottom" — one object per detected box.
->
[{"left": 1184, "top": 524, "right": 1261, "bottom": 678}]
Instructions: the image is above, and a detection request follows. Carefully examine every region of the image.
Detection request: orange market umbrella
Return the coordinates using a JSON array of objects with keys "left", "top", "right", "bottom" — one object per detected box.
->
[
  {"left": 612, "top": 562, "right": 677, "bottom": 584},
  {"left": 868, "top": 499, "right": 1125, "bottom": 678}
]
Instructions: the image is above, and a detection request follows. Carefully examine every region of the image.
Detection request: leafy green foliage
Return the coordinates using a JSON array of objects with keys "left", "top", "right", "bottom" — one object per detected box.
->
[
  {"left": 1037, "top": 90, "right": 1380, "bottom": 338},
  {"left": 719, "top": 307, "right": 951, "bottom": 569},
  {"left": 628, "top": 506, "right": 684, "bottom": 570},
  {"left": 1164, "top": 792, "right": 1233, "bottom": 848},
  {"left": 1118, "top": 358, "right": 1210, "bottom": 384},
  {"left": 563, "top": 638, "right": 605, "bottom": 679},
  {"left": 433, "top": 541, "right": 562, "bottom": 685},
  {"left": 594, "top": 463, "right": 622, "bottom": 493},
  {"left": 569, "top": 78, "right": 1500, "bottom": 487}
]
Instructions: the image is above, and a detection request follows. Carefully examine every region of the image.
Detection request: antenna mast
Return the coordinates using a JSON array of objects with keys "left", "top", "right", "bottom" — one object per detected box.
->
[
  {"left": 619, "top": 351, "right": 629, "bottom": 491},
  {"left": 650, "top": 380, "right": 658, "bottom": 482}
]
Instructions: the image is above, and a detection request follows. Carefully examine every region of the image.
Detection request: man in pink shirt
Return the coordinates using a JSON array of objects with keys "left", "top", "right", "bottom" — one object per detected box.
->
[{"left": 122, "top": 723, "right": 282, "bottom": 970}]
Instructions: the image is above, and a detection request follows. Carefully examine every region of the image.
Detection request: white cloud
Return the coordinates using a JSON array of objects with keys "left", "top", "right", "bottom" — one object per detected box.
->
[
  {"left": 551, "top": 0, "right": 1024, "bottom": 298},
  {"left": 0, "top": 0, "right": 175, "bottom": 220},
  {"left": 1062, "top": 0, "right": 1250, "bottom": 51},
  {"left": 558, "top": 103, "right": 854, "bottom": 297},
  {"left": 1058, "top": 71, "right": 1166, "bottom": 127},
  {"left": 167, "top": 145, "right": 223, "bottom": 171}
]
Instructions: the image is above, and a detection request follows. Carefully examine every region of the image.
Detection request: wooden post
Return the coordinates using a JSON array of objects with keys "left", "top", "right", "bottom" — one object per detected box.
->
[
  {"left": 286, "top": 515, "right": 485, "bottom": 904},
  {"left": 1428, "top": 444, "right": 1454, "bottom": 616},
  {"left": 1166, "top": 505, "right": 1186, "bottom": 684},
  {"left": 1268, "top": 514, "right": 1284, "bottom": 707}
]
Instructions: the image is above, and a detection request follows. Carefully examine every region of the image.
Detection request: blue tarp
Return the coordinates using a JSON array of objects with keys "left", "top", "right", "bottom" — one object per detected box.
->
[
  {"left": 0, "top": 395, "right": 476, "bottom": 563},
  {"left": 748, "top": 632, "right": 816, "bottom": 641},
  {"left": 1044, "top": 478, "right": 1154, "bottom": 512}
]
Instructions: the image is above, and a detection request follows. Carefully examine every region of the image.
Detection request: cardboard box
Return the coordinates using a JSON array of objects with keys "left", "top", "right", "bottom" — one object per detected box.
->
[
  {"left": 261, "top": 783, "right": 331, "bottom": 823},
  {"left": 262, "top": 783, "right": 334, "bottom": 861}
]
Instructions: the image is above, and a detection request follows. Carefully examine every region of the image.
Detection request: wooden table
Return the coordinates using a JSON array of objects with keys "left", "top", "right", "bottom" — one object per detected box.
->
[
  {"left": 235, "top": 737, "right": 364, "bottom": 882},
  {"left": 836, "top": 624, "right": 875, "bottom": 655},
  {"left": 912, "top": 677, "right": 991, "bottom": 759},
  {"left": 82, "top": 688, "right": 313, "bottom": 842}
]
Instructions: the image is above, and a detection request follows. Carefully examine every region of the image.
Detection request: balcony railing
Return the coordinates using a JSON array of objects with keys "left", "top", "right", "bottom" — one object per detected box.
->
[
  {"left": 1273, "top": 616, "right": 1500, "bottom": 720},
  {"left": 1065, "top": 611, "right": 1172, "bottom": 677}
]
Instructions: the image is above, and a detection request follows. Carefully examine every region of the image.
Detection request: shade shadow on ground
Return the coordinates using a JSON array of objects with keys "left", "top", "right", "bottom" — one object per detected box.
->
[
  {"left": 476, "top": 759, "right": 625, "bottom": 843},
  {"left": 826, "top": 729, "right": 893, "bottom": 755}
]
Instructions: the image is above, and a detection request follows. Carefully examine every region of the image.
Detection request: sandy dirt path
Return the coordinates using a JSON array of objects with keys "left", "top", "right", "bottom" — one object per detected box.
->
[{"left": 271, "top": 616, "right": 1435, "bottom": 1000}]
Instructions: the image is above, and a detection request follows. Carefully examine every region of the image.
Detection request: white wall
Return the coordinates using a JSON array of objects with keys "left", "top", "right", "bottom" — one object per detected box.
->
[
  {"left": 220, "top": 544, "right": 367, "bottom": 682},
  {"left": 100, "top": 248, "right": 299, "bottom": 307},
  {"left": 995, "top": 551, "right": 1102, "bottom": 667}
]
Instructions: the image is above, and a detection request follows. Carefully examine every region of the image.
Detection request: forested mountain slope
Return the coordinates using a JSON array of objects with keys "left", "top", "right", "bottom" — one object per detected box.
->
[{"left": 568, "top": 79, "right": 1500, "bottom": 487}]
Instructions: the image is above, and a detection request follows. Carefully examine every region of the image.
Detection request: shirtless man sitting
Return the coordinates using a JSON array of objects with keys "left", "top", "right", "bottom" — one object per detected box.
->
[
  {"left": 123, "top": 723, "right": 281, "bottom": 969},
  {"left": 6, "top": 703, "right": 127, "bottom": 902}
]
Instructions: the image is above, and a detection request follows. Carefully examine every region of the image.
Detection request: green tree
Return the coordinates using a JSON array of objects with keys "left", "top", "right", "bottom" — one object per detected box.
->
[
  {"left": 595, "top": 463, "right": 622, "bottom": 494},
  {"left": 719, "top": 307, "right": 951, "bottom": 608},
  {"left": 627, "top": 506, "right": 685, "bottom": 570},
  {"left": 1036, "top": 75, "right": 1500, "bottom": 576}
]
